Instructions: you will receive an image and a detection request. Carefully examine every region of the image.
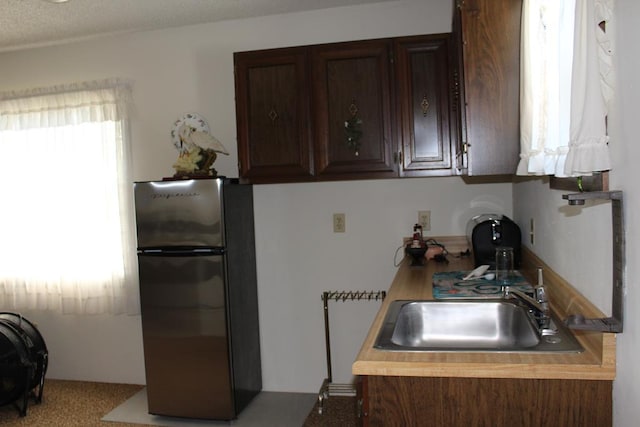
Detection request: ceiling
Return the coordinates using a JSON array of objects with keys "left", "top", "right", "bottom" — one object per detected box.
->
[{"left": 1, "top": 0, "right": 394, "bottom": 52}]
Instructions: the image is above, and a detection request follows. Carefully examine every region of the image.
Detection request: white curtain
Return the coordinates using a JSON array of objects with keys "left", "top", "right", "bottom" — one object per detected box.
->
[
  {"left": 0, "top": 79, "right": 139, "bottom": 315},
  {"left": 517, "top": 0, "right": 614, "bottom": 177}
]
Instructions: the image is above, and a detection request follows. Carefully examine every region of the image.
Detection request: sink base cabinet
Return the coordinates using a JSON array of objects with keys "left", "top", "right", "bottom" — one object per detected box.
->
[{"left": 359, "top": 375, "right": 612, "bottom": 426}]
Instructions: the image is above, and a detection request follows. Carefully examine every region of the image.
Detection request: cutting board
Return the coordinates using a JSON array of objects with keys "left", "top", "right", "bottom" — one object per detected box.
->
[{"left": 432, "top": 270, "right": 533, "bottom": 299}]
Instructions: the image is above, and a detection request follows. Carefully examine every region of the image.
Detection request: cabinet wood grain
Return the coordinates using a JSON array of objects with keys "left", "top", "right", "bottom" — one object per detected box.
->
[
  {"left": 363, "top": 376, "right": 612, "bottom": 427},
  {"left": 234, "top": 35, "right": 460, "bottom": 183},
  {"left": 234, "top": 47, "right": 314, "bottom": 183},
  {"left": 395, "top": 34, "right": 455, "bottom": 176},
  {"left": 311, "top": 39, "right": 397, "bottom": 180},
  {"left": 453, "top": 0, "right": 523, "bottom": 175}
]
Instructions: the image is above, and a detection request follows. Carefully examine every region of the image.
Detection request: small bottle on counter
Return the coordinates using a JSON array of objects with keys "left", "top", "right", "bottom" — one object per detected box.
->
[{"left": 411, "top": 224, "right": 424, "bottom": 248}]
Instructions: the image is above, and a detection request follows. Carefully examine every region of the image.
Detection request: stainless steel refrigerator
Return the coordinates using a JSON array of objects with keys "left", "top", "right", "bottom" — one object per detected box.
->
[{"left": 134, "top": 178, "right": 261, "bottom": 420}]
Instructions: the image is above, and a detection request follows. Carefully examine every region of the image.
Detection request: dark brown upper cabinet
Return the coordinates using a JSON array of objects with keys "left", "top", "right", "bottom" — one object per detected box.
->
[
  {"left": 311, "top": 40, "right": 397, "bottom": 180},
  {"left": 452, "top": 0, "right": 523, "bottom": 176},
  {"left": 394, "top": 34, "right": 456, "bottom": 177},
  {"left": 234, "top": 35, "right": 458, "bottom": 184},
  {"left": 234, "top": 47, "right": 314, "bottom": 183}
]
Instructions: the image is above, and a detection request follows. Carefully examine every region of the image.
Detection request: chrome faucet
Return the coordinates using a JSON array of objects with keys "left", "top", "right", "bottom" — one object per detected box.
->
[{"left": 503, "top": 268, "right": 553, "bottom": 332}]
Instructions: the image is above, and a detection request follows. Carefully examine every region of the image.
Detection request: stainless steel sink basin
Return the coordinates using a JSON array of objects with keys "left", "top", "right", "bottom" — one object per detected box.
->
[{"left": 374, "top": 300, "right": 583, "bottom": 353}]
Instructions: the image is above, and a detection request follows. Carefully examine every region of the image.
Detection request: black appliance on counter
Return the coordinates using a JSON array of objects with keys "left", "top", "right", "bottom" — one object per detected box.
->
[
  {"left": 466, "top": 214, "right": 522, "bottom": 268},
  {"left": 134, "top": 178, "right": 261, "bottom": 420}
]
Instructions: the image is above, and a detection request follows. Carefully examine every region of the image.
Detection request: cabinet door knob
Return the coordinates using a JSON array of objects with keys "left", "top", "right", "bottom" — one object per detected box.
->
[
  {"left": 421, "top": 94, "right": 430, "bottom": 116},
  {"left": 268, "top": 107, "right": 279, "bottom": 122},
  {"left": 345, "top": 100, "right": 363, "bottom": 155}
]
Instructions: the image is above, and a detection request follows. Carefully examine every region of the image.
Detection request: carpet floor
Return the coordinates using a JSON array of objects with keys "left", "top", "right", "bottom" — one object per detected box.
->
[
  {"left": 0, "top": 380, "right": 145, "bottom": 426},
  {"left": 302, "top": 396, "right": 358, "bottom": 427},
  {"left": 0, "top": 380, "right": 356, "bottom": 427}
]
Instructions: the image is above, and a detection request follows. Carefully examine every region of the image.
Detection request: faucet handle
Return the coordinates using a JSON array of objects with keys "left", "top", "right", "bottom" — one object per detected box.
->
[
  {"left": 535, "top": 285, "right": 548, "bottom": 304},
  {"left": 534, "top": 285, "right": 550, "bottom": 316},
  {"left": 534, "top": 267, "right": 548, "bottom": 306}
]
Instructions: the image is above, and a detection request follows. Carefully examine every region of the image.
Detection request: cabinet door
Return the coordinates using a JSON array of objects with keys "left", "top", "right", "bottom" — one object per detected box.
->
[
  {"left": 365, "top": 376, "right": 612, "bottom": 426},
  {"left": 234, "top": 48, "right": 313, "bottom": 183},
  {"left": 395, "top": 34, "right": 455, "bottom": 176},
  {"left": 454, "top": 0, "right": 523, "bottom": 175},
  {"left": 311, "top": 40, "right": 397, "bottom": 180}
]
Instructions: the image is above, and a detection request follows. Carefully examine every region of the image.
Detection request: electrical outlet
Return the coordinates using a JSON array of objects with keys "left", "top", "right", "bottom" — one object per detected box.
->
[
  {"left": 333, "top": 213, "right": 346, "bottom": 233},
  {"left": 418, "top": 210, "right": 431, "bottom": 231}
]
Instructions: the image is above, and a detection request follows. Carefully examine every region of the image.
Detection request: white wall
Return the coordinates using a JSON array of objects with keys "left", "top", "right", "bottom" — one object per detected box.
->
[
  {"left": 513, "top": 1, "right": 640, "bottom": 425},
  {"left": 512, "top": 177, "right": 612, "bottom": 312},
  {"left": 254, "top": 177, "right": 512, "bottom": 390},
  {"left": 1, "top": 0, "right": 515, "bottom": 391}
]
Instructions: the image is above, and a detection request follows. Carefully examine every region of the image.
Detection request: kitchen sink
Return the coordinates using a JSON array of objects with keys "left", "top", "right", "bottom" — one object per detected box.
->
[{"left": 374, "top": 300, "right": 583, "bottom": 353}]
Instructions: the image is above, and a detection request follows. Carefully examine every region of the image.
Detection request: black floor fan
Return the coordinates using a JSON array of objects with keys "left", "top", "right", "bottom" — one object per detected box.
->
[{"left": 0, "top": 313, "right": 48, "bottom": 417}]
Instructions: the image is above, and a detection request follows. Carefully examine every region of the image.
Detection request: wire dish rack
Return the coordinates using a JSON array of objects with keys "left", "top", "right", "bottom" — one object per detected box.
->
[{"left": 316, "top": 290, "right": 386, "bottom": 415}]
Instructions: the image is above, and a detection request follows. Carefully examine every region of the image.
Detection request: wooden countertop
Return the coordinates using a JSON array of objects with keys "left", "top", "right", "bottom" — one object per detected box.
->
[{"left": 352, "top": 238, "right": 616, "bottom": 380}]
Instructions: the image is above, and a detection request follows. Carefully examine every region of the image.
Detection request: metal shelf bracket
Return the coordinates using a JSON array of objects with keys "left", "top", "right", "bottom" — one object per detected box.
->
[{"left": 561, "top": 190, "right": 624, "bottom": 333}]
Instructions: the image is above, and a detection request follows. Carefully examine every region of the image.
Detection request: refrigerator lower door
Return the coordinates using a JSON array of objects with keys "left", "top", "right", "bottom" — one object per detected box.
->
[{"left": 138, "top": 253, "right": 234, "bottom": 420}]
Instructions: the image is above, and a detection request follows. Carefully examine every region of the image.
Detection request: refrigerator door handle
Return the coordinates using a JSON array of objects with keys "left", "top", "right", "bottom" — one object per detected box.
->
[{"left": 137, "top": 247, "right": 226, "bottom": 256}]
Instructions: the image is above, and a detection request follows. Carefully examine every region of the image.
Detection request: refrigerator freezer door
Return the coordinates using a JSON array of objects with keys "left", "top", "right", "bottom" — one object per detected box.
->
[
  {"left": 138, "top": 253, "right": 234, "bottom": 419},
  {"left": 134, "top": 179, "right": 224, "bottom": 248}
]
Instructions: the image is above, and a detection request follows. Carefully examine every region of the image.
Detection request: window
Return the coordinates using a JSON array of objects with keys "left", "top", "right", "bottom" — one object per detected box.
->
[
  {"left": 0, "top": 80, "right": 139, "bottom": 315},
  {"left": 517, "top": 0, "right": 614, "bottom": 177}
]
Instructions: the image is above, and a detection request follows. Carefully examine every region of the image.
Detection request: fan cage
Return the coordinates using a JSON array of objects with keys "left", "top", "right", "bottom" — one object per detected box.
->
[{"left": 0, "top": 313, "right": 48, "bottom": 417}]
